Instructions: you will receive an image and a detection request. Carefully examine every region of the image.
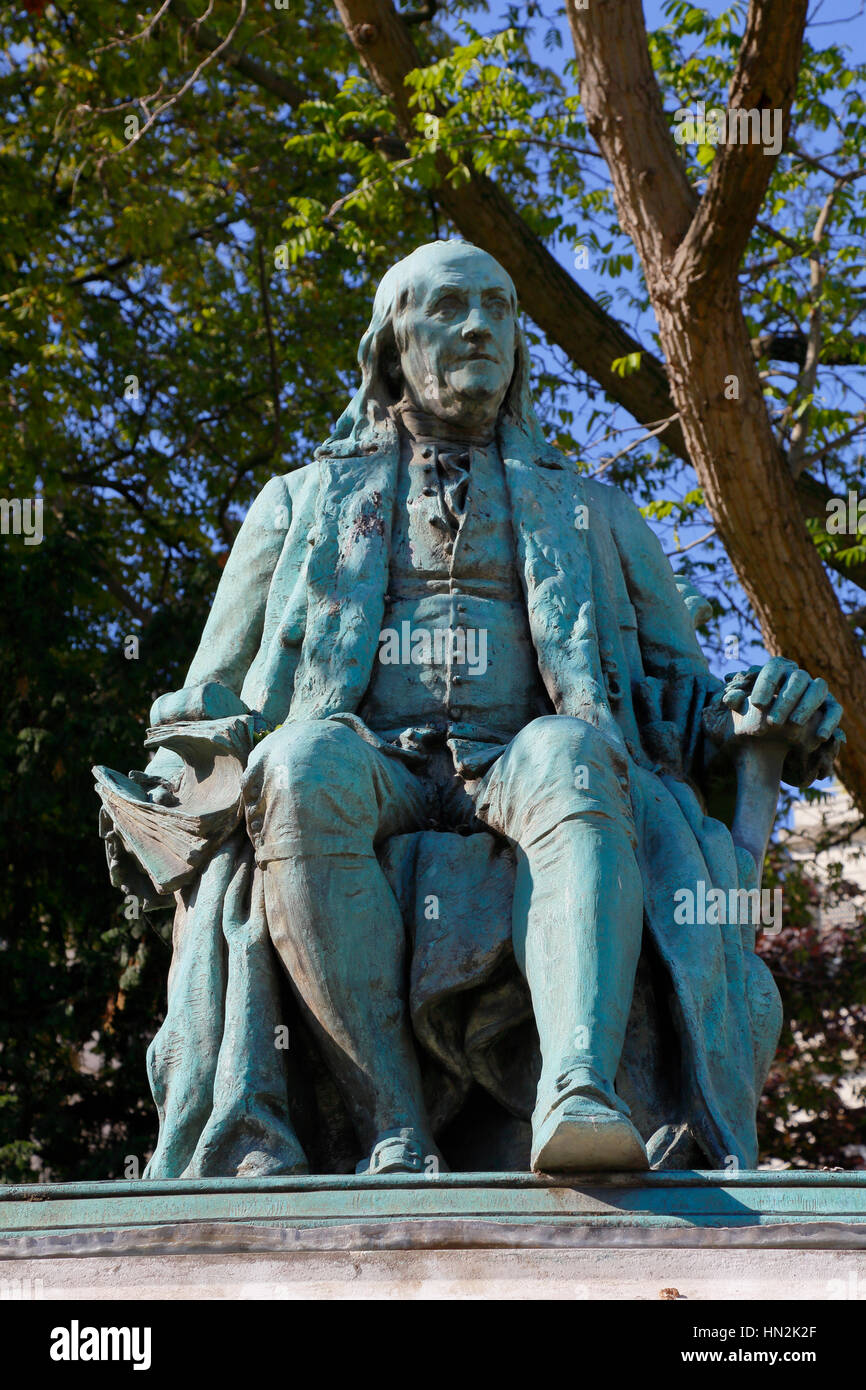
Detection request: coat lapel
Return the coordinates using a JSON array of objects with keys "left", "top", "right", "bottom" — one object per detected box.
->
[
  {"left": 289, "top": 441, "right": 399, "bottom": 721},
  {"left": 498, "top": 421, "right": 624, "bottom": 752}
]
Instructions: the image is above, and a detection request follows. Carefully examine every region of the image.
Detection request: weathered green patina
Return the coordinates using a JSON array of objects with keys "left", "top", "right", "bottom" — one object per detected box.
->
[
  {"left": 93, "top": 242, "right": 843, "bottom": 1182},
  {"left": 4, "top": 1174, "right": 866, "bottom": 1255}
]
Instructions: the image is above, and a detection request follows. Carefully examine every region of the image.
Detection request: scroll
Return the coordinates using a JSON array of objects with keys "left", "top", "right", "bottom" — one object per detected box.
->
[{"left": 93, "top": 710, "right": 268, "bottom": 898}]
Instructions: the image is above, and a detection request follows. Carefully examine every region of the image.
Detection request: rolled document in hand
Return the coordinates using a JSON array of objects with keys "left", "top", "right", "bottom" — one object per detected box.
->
[{"left": 93, "top": 713, "right": 265, "bottom": 893}]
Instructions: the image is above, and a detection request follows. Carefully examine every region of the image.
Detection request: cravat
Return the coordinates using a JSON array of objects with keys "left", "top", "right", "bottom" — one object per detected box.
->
[{"left": 436, "top": 447, "right": 471, "bottom": 534}]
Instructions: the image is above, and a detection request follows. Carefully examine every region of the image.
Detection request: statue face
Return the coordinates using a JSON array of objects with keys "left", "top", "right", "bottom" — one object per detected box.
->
[{"left": 394, "top": 246, "right": 516, "bottom": 432}]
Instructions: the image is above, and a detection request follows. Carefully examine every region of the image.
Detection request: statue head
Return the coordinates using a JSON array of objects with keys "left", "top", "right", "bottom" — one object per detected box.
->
[
  {"left": 387, "top": 241, "right": 516, "bottom": 433},
  {"left": 324, "top": 240, "right": 548, "bottom": 455}
]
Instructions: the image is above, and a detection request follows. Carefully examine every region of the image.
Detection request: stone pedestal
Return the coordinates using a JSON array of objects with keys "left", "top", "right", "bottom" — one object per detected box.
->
[{"left": 3, "top": 1171, "right": 866, "bottom": 1300}]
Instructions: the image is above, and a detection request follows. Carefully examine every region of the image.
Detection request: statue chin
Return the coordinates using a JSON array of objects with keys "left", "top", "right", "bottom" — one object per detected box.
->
[
  {"left": 418, "top": 378, "right": 506, "bottom": 430},
  {"left": 449, "top": 363, "right": 508, "bottom": 398}
]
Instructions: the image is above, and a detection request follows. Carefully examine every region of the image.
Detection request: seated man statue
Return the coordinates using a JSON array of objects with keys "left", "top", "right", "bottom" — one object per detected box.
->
[{"left": 96, "top": 240, "right": 843, "bottom": 1179}]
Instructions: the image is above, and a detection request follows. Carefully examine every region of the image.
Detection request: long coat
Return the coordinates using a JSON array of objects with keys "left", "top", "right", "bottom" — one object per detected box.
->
[{"left": 141, "top": 414, "right": 782, "bottom": 1177}]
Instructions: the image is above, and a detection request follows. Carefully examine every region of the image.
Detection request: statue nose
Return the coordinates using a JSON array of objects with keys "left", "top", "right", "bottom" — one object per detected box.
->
[{"left": 461, "top": 310, "right": 490, "bottom": 338}]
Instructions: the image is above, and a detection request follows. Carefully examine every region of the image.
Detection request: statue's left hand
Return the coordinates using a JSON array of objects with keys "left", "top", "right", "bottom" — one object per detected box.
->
[{"left": 707, "top": 658, "right": 844, "bottom": 785}]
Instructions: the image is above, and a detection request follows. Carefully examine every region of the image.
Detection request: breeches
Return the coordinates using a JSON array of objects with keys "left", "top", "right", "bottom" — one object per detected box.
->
[{"left": 242, "top": 714, "right": 637, "bottom": 866}]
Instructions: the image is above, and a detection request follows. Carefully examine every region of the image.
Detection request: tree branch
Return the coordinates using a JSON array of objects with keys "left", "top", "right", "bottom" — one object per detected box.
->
[
  {"left": 751, "top": 331, "right": 866, "bottom": 367},
  {"left": 565, "top": 0, "right": 697, "bottom": 263},
  {"left": 255, "top": 235, "right": 283, "bottom": 454},
  {"left": 678, "top": 0, "right": 809, "bottom": 290},
  {"left": 172, "top": 0, "right": 304, "bottom": 107},
  {"left": 788, "top": 177, "right": 846, "bottom": 474}
]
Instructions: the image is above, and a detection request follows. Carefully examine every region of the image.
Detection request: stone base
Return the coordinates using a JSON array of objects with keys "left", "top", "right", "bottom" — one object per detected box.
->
[
  {"left": 7, "top": 1243, "right": 866, "bottom": 1301},
  {"left": 3, "top": 1171, "right": 866, "bottom": 1300}
]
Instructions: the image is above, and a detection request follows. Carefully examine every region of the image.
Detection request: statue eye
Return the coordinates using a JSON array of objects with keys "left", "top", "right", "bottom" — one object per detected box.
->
[{"left": 432, "top": 294, "right": 463, "bottom": 317}]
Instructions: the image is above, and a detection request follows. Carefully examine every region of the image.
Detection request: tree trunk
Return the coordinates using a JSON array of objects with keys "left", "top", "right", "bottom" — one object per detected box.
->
[{"left": 567, "top": 0, "right": 866, "bottom": 810}]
